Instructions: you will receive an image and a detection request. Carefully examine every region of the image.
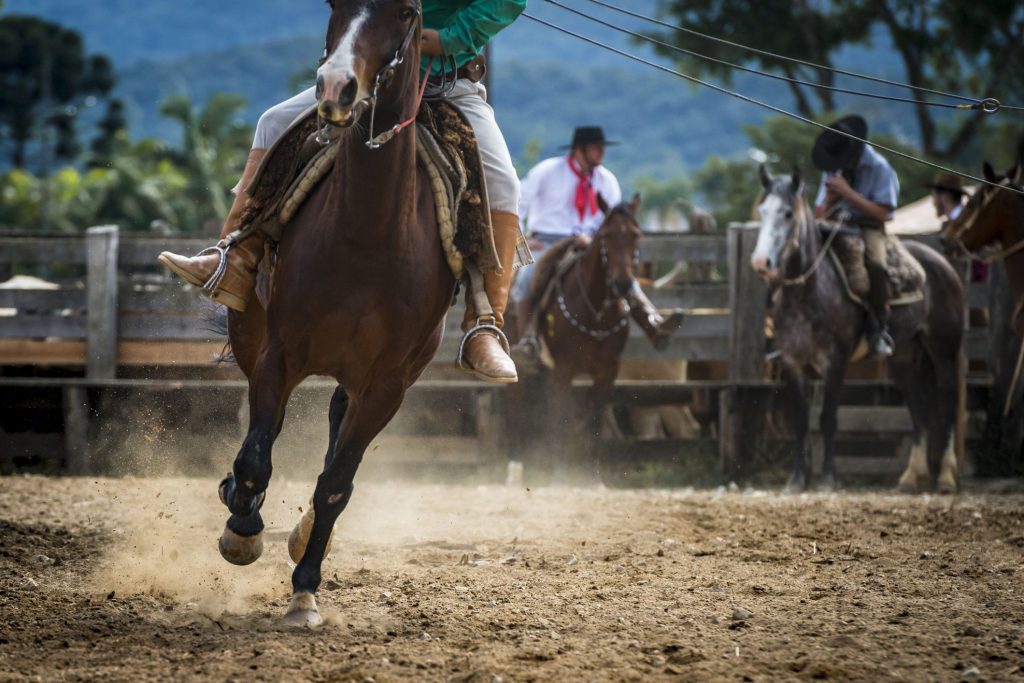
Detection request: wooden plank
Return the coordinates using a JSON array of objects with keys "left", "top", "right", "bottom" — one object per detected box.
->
[
  {"left": 638, "top": 234, "right": 727, "bottom": 264},
  {"left": 0, "top": 315, "right": 86, "bottom": 339},
  {"left": 0, "top": 339, "right": 229, "bottom": 366},
  {"left": 86, "top": 226, "right": 119, "bottom": 379},
  {"left": 0, "top": 339, "right": 86, "bottom": 364},
  {"left": 0, "top": 289, "right": 85, "bottom": 310},
  {"left": 117, "top": 237, "right": 210, "bottom": 266},
  {"left": 727, "top": 222, "right": 767, "bottom": 382},
  {"left": 648, "top": 284, "right": 729, "bottom": 310},
  {"left": 0, "top": 235, "right": 85, "bottom": 263},
  {"left": 118, "top": 315, "right": 224, "bottom": 341}
]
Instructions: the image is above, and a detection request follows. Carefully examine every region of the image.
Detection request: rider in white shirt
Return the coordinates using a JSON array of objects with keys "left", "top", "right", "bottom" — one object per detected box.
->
[{"left": 511, "top": 126, "right": 683, "bottom": 356}]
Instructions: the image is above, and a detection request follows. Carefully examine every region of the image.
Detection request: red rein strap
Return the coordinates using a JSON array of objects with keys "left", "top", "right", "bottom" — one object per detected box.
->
[{"left": 370, "top": 56, "right": 433, "bottom": 148}]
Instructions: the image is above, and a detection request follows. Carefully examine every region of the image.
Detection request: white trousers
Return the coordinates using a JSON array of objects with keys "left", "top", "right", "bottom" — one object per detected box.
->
[{"left": 250, "top": 80, "right": 520, "bottom": 214}]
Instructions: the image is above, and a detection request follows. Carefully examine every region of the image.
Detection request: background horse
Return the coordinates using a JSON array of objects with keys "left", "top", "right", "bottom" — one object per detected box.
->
[
  {"left": 511, "top": 195, "right": 643, "bottom": 479},
  {"left": 219, "top": 0, "right": 455, "bottom": 625},
  {"left": 943, "top": 161, "right": 1024, "bottom": 446},
  {"left": 752, "top": 166, "right": 964, "bottom": 492}
]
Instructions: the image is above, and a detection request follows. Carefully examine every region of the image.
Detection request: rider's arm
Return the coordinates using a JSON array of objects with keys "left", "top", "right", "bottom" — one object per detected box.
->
[{"left": 438, "top": 1, "right": 527, "bottom": 60}]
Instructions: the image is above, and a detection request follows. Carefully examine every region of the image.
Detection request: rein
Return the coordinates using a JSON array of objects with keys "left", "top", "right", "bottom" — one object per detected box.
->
[
  {"left": 781, "top": 201, "right": 843, "bottom": 287},
  {"left": 951, "top": 177, "right": 1024, "bottom": 263}
]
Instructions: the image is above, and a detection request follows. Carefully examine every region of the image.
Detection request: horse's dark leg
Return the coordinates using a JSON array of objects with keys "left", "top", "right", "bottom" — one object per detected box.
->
[
  {"left": 218, "top": 341, "right": 297, "bottom": 566},
  {"left": 285, "top": 379, "right": 406, "bottom": 626},
  {"left": 922, "top": 340, "right": 960, "bottom": 493},
  {"left": 890, "top": 350, "right": 931, "bottom": 494},
  {"left": 817, "top": 355, "right": 848, "bottom": 491},
  {"left": 781, "top": 363, "right": 811, "bottom": 493},
  {"left": 288, "top": 386, "right": 350, "bottom": 564},
  {"left": 585, "top": 368, "right": 617, "bottom": 484}
]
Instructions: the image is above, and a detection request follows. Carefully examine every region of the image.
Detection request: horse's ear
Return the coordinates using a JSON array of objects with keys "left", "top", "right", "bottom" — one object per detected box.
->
[
  {"left": 758, "top": 163, "right": 772, "bottom": 190},
  {"left": 1009, "top": 163, "right": 1021, "bottom": 185},
  {"left": 597, "top": 193, "right": 610, "bottom": 216},
  {"left": 983, "top": 161, "right": 998, "bottom": 183},
  {"left": 628, "top": 193, "right": 641, "bottom": 217},
  {"left": 791, "top": 165, "right": 802, "bottom": 194}
]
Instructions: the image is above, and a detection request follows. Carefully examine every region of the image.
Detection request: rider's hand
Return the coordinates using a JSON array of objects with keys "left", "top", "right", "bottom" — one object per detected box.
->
[
  {"left": 527, "top": 238, "right": 544, "bottom": 251},
  {"left": 824, "top": 173, "right": 854, "bottom": 199},
  {"left": 574, "top": 235, "right": 592, "bottom": 248},
  {"left": 421, "top": 29, "right": 443, "bottom": 56}
]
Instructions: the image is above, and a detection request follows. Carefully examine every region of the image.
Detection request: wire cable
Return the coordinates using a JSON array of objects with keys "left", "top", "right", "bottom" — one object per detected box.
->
[
  {"left": 521, "top": 12, "right": 1024, "bottom": 195},
  {"left": 545, "top": 0, "right": 981, "bottom": 112},
  {"left": 576, "top": 0, "right": 1023, "bottom": 113}
]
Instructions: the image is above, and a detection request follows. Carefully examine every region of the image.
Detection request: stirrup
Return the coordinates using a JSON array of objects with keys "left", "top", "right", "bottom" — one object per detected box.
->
[
  {"left": 871, "top": 330, "right": 895, "bottom": 358},
  {"left": 456, "top": 317, "right": 511, "bottom": 371},
  {"left": 197, "top": 242, "right": 230, "bottom": 292}
]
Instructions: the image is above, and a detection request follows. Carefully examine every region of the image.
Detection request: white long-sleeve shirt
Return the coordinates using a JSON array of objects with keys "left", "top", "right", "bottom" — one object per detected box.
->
[{"left": 518, "top": 156, "right": 622, "bottom": 237}]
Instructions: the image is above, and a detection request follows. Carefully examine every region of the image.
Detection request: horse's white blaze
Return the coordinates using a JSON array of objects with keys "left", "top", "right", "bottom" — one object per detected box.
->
[
  {"left": 318, "top": 10, "right": 369, "bottom": 88},
  {"left": 752, "top": 193, "right": 790, "bottom": 271}
]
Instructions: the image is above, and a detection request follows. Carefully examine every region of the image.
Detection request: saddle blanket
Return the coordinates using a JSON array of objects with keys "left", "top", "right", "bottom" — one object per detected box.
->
[{"left": 822, "top": 225, "right": 925, "bottom": 306}]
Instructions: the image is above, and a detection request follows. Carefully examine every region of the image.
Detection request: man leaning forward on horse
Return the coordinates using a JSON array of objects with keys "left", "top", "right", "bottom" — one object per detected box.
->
[
  {"left": 158, "top": 0, "right": 530, "bottom": 384},
  {"left": 812, "top": 115, "right": 900, "bottom": 358}
]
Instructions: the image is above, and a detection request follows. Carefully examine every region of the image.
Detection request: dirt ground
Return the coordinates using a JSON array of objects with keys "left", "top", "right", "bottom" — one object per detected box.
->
[{"left": 0, "top": 476, "right": 1022, "bottom": 682}]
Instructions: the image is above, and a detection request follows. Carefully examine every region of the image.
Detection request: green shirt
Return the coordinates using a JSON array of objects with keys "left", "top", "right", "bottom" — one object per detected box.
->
[{"left": 421, "top": 0, "right": 527, "bottom": 76}]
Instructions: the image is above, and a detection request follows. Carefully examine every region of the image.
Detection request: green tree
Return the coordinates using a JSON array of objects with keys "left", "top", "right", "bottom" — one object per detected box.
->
[
  {"left": 650, "top": 0, "right": 1024, "bottom": 160},
  {"left": 89, "top": 99, "right": 127, "bottom": 168},
  {"left": 0, "top": 16, "right": 115, "bottom": 169}
]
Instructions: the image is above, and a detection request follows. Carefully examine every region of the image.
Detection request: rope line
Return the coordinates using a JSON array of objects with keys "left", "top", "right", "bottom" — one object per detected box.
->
[
  {"left": 521, "top": 12, "right": 1024, "bottom": 196},
  {"left": 576, "top": 0, "right": 1024, "bottom": 113},
  {"left": 545, "top": 0, "right": 985, "bottom": 112}
]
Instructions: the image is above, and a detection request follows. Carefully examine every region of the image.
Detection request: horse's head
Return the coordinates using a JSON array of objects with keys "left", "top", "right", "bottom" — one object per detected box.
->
[
  {"left": 943, "top": 162, "right": 1022, "bottom": 253},
  {"left": 317, "top": 0, "right": 421, "bottom": 126},
  {"left": 751, "top": 164, "right": 807, "bottom": 283},
  {"left": 596, "top": 193, "right": 643, "bottom": 297}
]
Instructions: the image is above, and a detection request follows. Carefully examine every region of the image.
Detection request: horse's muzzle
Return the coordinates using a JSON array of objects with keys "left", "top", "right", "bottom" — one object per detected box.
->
[{"left": 317, "top": 73, "right": 360, "bottom": 125}]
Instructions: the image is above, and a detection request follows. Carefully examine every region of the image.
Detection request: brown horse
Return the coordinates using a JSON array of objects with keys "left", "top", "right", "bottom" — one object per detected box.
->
[
  {"left": 218, "top": 0, "right": 455, "bottom": 625},
  {"left": 753, "top": 167, "right": 964, "bottom": 493},
  {"left": 518, "top": 195, "right": 643, "bottom": 475},
  {"left": 943, "top": 162, "right": 1024, "bottom": 427}
]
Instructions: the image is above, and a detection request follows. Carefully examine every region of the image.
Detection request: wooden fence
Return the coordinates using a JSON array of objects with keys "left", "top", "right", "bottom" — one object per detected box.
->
[{"left": 0, "top": 224, "right": 1013, "bottom": 478}]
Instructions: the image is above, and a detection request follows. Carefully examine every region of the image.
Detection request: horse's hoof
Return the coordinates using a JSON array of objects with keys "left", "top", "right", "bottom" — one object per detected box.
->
[
  {"left": 218, "top": 524, "right": 264, "bottom": 566},
  {"left": 783, "top": 475, "right": 807, "bottom": 494},
  {"left": 896, "top": 480, "right": 918, "bottom": 494},
  {"left": 816, "top": 476, "right": 838, "bottom": 493},
  {"left": 937, "top": 480, "right": 958, "bottom": 495},
  {"left": 287, "top": 507, "right": 335, "bottom": 564},
  {"left": 283, "top": 592, "right": 322, "bottom": 627}
]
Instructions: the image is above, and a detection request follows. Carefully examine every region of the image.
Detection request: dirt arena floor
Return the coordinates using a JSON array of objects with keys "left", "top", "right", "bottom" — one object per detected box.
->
[{"left": 1, "top": 476, "right": 1022, "bottom": 682}]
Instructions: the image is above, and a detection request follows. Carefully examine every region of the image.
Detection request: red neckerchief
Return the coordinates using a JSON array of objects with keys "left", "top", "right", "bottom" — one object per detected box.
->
[{"left": 567, "top": 155, "right": 598, "bottom": 222}]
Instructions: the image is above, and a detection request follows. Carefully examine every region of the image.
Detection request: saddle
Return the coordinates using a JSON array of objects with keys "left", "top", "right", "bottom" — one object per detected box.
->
[
  {"left": 238, "top": 100, "right": 498, "bottom": 281},
  {"left": 822, "top": 225, "right": 926, "bottom": 307}
]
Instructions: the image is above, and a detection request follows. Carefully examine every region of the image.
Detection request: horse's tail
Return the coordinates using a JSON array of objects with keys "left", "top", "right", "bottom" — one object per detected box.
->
[{"left": 199, "top": 300, "right": 235, "bottom": 364}]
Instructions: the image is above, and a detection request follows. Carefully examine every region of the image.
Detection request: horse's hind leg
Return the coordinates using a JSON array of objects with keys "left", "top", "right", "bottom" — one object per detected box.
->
[
  {"left": 284, "top": 378, "right": 406, "bottom": 626},
  {"left": 218, "top": 342, "right": 298, "bottom": 565},
  {"left": 288, "top": 386, "right": 349, "bottom": 564},
  {"left": 890, "top": 351, "right": 932, "bottom": 494},
  {"left": 817, "top": 355, "right": 848, "bottom": 491}
]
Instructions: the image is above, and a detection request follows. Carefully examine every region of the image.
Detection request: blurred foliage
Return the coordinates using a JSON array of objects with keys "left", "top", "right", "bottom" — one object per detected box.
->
[{"left": 0, "top": 94, "right": 252, "bottom": 233}]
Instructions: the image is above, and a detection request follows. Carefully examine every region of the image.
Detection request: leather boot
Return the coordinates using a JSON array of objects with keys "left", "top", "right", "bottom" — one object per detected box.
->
[
  {"left": 628, "top": 281, "right": 685, "bottom": 351},
  {"left": 458, "top": 211, "right": 520, "bottom": 384},
  {"left": 157, "top": 149, "right": 266, "bottom": 311}
]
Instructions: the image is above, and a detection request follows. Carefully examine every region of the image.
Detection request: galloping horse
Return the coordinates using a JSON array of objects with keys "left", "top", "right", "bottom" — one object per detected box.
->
[
  {"left": 942, "top": 162, "right": 1024, "bottom": 416},
  {"left": 219, "top": 0, "right": 455, "bottom": 625},
  {"left": 753, "top": 167, "right": 964, "bottom": 492},
  {"left": 523, "top": 195, "right": 644, "bottom": 474}
]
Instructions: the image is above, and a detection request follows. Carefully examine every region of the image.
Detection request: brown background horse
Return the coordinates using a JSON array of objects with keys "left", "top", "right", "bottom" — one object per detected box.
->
[
  {"left": 507, "top": 196, "right": 643, "bottom": 479},
  {"left": 218, "top": 0, "right": 455, "bottom": 626}
]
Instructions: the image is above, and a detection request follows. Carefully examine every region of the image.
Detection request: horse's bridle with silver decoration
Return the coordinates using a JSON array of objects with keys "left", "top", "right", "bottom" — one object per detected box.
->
[
  {"left": 554, "top": 234, "right": 639, "bottom": 340},
  {"left": 316, "top": 11, "right": 427, "bottom": 150}
]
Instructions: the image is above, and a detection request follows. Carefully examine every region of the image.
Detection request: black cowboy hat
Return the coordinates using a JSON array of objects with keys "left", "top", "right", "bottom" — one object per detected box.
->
[
  {"left": 924, "top": 171, "right": 966, "bottom": 196},
  {"left": 560, "top": 126, "right": 619, "bottom": 149},
  {"left": 811, "top": 115, "right": 867, "bottom": 172}
]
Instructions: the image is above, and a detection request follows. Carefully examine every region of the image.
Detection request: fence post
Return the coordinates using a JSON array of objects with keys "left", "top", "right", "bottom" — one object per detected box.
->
[
  {"left": 86, "top": 225, "right": 119, "bottom": 380},
  {"left": 721, "top": 222, "right": 768, "bottom": 481},
  {"left": 67, "top": 225, "right": 119, "bottom": 474}
]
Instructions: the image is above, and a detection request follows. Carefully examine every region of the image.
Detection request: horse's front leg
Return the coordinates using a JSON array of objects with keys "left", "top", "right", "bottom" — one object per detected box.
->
[
  {"left": 585, "top": 366, "right": 618, "bottom": 484},
  {"left": 547, "top": 364, "right": 576, "bottom": 483},
  {"left": 288, "top": 386, "right": 349, "bottom": 564},
  {"left": 285, "top": 379, "right": 406, "bottom": 626},
  {"left": 782, "top": 364, "right": 811, "bottom": 493},
  {"left": 818, "top": 356, "right": 847, "bottom": 491},
  {"left": 219, "top": 341, "right": 298, "bottom": 566}
]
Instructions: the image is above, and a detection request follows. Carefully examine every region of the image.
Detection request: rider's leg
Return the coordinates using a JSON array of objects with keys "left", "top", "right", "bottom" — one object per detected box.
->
[
  {"left": 158, "top": 87, "right": 318, "bottom": 311},
  {"left": 448, "top": 80, "right": 528, "bottom": 383},
  {"left": 862, "top": 226, "right": 894, "bottom": 357},
  {"left": 627, "top": 281, "right": 685, "bottom": 351}
]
